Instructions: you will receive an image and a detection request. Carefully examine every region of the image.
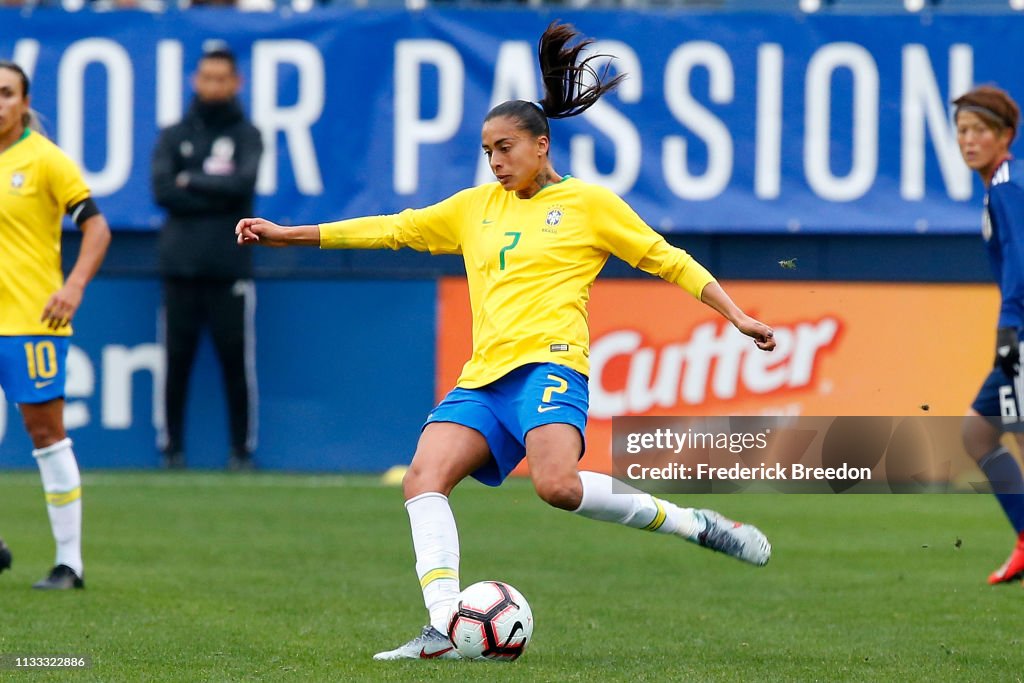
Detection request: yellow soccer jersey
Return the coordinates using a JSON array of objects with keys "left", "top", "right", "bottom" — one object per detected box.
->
[
  {"left": 0, "top": 130, "right": 91, "bottom": 336},
  {"left": 320, "top": 176, "right": 715, "bottom": 388}
]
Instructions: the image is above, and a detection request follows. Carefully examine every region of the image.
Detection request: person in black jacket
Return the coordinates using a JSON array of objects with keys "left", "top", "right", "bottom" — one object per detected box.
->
[{"left": 152, "top": 48, "right": 262, "bottom": 471}]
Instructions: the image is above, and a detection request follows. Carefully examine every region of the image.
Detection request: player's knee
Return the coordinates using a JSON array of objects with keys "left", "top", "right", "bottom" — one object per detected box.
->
[
  {"left": 961, "top": 415, "right": 999, "bottom": 460},
  {"left": 22, "top": 422, "right": 63, "bottom": 450},
  {"left": 533, "top": 475, "right": 582, "bottom": 511},
  {"left": 402, "top": 461, "right": 451, "bottom": 500},
  {"left": 402, "top": 463, "right": 427, "bottom": 499}
]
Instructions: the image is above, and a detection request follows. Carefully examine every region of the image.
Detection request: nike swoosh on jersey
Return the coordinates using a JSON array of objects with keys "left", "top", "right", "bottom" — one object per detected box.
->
[
  {"left": 34, "top": 380, "right": 54, "bottom": 389},
  {"left": 537, "top": 405, "right": 561, "bottom": 413},
  {"left": 482, "top": 219, "right": 494, "bottom": 224}
]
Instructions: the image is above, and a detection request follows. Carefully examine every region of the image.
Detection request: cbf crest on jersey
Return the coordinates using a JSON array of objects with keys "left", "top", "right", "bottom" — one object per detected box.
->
[
  {"left": 10, "top": 172, "right": 25, "bottom": 189},
  {"left": 544, "top": 205, "right": 564, "bottom": 233}
]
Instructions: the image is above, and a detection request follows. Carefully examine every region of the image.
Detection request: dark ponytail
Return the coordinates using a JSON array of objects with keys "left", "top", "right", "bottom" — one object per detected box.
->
[
  {"left": 485, "top": 21, "right": 625, "bottom": 139},
  {"left": 537, "top": 21, "right": 624, "bottom": 120}
]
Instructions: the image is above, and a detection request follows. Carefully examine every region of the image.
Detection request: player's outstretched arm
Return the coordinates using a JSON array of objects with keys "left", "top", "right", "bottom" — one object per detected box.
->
[
  {"left": 700, "top": 281, "right": 776, "bottom": 352},
  {"left": 235, "top": 217, "right": 320, "bottom": 248}
]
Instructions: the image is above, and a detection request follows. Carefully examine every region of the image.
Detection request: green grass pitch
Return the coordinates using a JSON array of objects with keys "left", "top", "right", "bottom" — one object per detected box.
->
[{"left": 0, "top": 471, "right": 1022, "bottom": 682}]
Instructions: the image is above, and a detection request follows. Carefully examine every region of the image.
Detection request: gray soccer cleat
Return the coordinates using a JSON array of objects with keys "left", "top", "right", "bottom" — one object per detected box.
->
[
  {"left": 695, "top": 509, "right": 772, "bottom": 566},
  {"left": 372, "top": 625, "right": 460, "bottom": 661},
  {"left": 32, "top": 564, "right": 84, "bottom": 590}
]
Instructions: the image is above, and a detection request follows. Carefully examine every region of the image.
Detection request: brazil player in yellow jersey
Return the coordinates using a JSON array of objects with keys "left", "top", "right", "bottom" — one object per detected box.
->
[
  {"left": 237, "top": 23, "right": 775, "bottom": 659},
  {"left": 0, "top": 62, "right": 111, "bottom": 589}
]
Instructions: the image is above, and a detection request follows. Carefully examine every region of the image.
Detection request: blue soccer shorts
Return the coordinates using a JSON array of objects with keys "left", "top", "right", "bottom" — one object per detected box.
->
[
  {"left": 972, "top": 366, "right": 1024, "bottom": 433},
  {"left": 425, "top": 362, "right": 589, "bottom": 486},
  {"left": 0, "top": 336, "right": 70, "bottom": 404}
]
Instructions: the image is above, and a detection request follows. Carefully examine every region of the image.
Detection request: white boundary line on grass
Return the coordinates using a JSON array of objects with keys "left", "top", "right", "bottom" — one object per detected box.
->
[
  {"left": 0, "top": 472, "right": 395, "bottom": 489},
  {"left": 83, "top": 473, "right": 386, "bottom": 488}
]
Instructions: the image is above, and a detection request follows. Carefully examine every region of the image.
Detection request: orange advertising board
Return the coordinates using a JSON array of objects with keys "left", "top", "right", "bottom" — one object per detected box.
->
[{"left": 436, "top": 278, "right": 998, "bottom": 474}]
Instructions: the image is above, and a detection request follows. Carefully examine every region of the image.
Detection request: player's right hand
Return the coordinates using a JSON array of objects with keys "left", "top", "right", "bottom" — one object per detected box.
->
[
  {"left": 995, "top": 326, "right": 1020, "bottom": 379},
  {"left": 236, "top": 217, "right": 287, "bottom": 247}
]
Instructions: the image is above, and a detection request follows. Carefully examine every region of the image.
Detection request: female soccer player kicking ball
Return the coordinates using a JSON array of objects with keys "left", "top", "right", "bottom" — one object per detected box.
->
[{"left": 237, "top": 22, "right": 774, "bottom": 659}]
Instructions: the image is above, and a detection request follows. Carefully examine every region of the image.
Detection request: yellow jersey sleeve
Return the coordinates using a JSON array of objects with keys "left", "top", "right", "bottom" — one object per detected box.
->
[
  {"left": 634, "top": 240, "right": 716, "bottom": 300},
  {"left": 319, "top": 189, "right": 468, "bottom": 254},
  {"left": 588, "top": 185, "right": 715, "bottom": 299},
  {"left": 45, "top": 143, "right": 91, "bottom": 214}
]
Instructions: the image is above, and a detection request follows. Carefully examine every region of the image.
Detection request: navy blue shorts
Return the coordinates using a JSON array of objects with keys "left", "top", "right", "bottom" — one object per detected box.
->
[
  {"left": 425, "top": 363, "right": 589, "bottom": 486},
  {"left": 971, "top": 366, "right": 1024, "bottom": 432},
  {"left": 0, "top": 336, "right": 69, "bottom": 405}
]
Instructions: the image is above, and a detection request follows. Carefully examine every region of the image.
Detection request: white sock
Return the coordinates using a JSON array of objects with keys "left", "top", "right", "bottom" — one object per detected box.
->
[
  {"left": 33, "top": 438, "right": 83, "bottom": 577},
  {"left": 573, "top": 471, "right": 703, "bottom": 540},
  {"left": 406, "top": 492, "right": 460, "bottom": 633}
]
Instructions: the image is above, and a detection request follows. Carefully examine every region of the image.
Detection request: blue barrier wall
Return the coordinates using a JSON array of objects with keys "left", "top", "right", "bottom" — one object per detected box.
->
[{"left": 0, "top": 279, "right": 437, "bottom": 472}]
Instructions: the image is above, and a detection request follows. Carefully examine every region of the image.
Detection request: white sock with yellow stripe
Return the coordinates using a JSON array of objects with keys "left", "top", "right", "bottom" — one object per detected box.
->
[
  {"left": 573, "top": 471, "right": 702, "bottom": 539},
  {"left": 33, "top": 438, "right": 83, "bottom": 577},
  {"left": 406, "top": 492, "right": 460, "bottom": 633}
]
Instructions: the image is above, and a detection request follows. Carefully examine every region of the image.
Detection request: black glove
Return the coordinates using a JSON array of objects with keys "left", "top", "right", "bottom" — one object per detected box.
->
[{"left": 995, "top": 327, "right": 1020, "bottom": 380}]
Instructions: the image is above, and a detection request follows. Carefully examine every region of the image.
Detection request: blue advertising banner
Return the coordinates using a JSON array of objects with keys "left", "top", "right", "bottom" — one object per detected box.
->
[
  {"left": 1, "top": 9, "right": 1020, "bottom": 233},
  {"left": 0, "top": 278, "right": 437, "bottom": 472}
]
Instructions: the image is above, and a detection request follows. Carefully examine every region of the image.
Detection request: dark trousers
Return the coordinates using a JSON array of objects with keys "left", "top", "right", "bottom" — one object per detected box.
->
[{"left": 161, "top": 278, "right": 257, "bottom": 458}]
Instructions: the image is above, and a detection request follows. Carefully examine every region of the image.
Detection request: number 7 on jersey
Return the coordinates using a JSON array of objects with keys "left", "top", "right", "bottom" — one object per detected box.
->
[{"left": 499, "top": 232, "right": 521, "bottom": 271}]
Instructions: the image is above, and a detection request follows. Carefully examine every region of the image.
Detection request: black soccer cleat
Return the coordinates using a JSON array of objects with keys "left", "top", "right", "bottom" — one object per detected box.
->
[
  {"left": 32, "top": 564, "right": 84, "bottom": 590},
  {"left": 227, "top": 452, "right": 254, "bottom": 472},
  {"left": 162, "top": 451, "right": 186, "bottom": 470},
  {"left": 0, "top": 538, "right": 12, "bottom": 575}
]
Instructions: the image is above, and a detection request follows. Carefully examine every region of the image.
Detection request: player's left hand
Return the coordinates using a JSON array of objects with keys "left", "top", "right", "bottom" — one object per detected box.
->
[
  {"left": 736, "top": 315, "right": 776, "bottom": 352},
  {"left": 41, "top": 283, "right": 84, "bottom": 330}
]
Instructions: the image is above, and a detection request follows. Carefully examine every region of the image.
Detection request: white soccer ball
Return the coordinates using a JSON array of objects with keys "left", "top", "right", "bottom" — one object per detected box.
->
[{"left": 446, "top": 581, "right": 534, "bottom": 661}]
